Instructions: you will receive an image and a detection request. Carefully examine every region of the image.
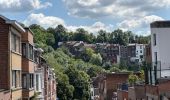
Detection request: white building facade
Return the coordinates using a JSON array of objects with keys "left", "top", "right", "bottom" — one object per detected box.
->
[
  {"left": 128, "top": 44, "right": 145, "bottom": 64},
  {"left": 150, "top": 21, "right": 170, "bottom": 83}
]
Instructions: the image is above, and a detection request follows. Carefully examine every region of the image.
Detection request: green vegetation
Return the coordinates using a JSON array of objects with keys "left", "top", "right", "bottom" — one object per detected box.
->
[{"left": 29, "top": 24, "right": 149, "bottom": 99}]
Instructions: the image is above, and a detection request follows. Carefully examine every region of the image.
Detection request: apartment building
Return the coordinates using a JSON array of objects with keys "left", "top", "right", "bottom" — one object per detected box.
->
[
  {"left": 102, "top": 44, "right": 120, "bottom": 64},
  {"left": 0, "top": 15, "right": 25, "bottom": 100},
  {"left": 21, "top": 28, "right": 35, "bottom": 99},
  {"left": 150, "top": 21, "right": 170, "bottom": 83},
  {"left": 144, "top": 21, "right": 170, "bottom": 100},
  {"left": 127, "top": 43, "right": 145, "bottom": 64},
  {"left": 0, "top": 15, "right": 57, "bottom": 99}
]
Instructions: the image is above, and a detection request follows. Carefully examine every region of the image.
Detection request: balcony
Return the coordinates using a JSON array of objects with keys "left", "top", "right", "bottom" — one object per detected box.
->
[{"left": 145, "top": 61, "right": 170, "bottom": 85}]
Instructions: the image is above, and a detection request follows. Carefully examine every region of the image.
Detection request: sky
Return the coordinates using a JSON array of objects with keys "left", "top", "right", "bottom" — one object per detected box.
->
[{"left": 0, "top": 0, "right": 169, "bottom": 36}]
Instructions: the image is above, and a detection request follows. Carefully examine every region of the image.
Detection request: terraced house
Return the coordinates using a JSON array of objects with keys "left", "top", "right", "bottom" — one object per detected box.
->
[{"left": 0, "top": 15, "right": 57, "bottom": 100}]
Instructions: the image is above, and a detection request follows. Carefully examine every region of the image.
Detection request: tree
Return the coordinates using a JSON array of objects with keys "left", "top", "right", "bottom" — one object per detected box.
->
[
  {"left": 54, "top": 24, "right": 68, "bottom": 48},
  {"left": 89, "top": 53, "right": 102, "bottom": 66},
  {"left": 73, "top": 28, "right": 93, "bottom": 43},
  {"left": 87, "top": 66, "right": 105, "bottom": 78},
  {"left": 57, "top": 73, "right": 74, "bottom": 100},
  {"left": 96, "top": 30, "right": 109, "bottom": 43},
  {"left": 81, "top": 48, "right": 95, "bottom": 62},
  {"left": 65, "top": 65, "right": 90, "bottom": 100}
]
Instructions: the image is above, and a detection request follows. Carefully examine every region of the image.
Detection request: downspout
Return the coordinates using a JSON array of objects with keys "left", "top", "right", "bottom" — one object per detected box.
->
[{"left": 9, "top": 26, "right": 12, "bottom": 99}]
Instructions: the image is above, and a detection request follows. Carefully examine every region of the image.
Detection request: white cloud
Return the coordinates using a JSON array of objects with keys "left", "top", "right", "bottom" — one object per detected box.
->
[
  {"left": 24, "top": 13, "right": 113, "bottom": 34},
  {"left": 62, "top": 0, "right": 170, "bottom": 19},
  {"left": 24, "top": 13, "right": 65, "bottom": 28},
  {"left": 0, "top": 0, "right": 52, "bottom": 12},
  {"left": 117, "top": 15, "right": 164, "bottom": 31},
  {"left": 67, "top": 21, "right": 114, "bottom": 34}
]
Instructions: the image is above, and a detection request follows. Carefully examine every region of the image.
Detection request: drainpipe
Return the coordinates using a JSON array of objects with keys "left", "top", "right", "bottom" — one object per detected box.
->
[{"left": 9, "top": 26, "right": 12, "bottom": 99}]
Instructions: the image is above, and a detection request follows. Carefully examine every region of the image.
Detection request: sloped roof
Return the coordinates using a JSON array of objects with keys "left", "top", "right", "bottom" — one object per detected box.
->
[{"left": 0, "top": 15, "right": 25, "bottom": 33}]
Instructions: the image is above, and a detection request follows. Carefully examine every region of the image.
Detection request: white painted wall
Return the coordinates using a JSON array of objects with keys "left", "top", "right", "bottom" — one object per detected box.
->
[
  {"left": 151, "top": 28, "right": 170, "bottom": 77},
  {"left": 136, "top": 44, "right": 145, "bottom": 63}
]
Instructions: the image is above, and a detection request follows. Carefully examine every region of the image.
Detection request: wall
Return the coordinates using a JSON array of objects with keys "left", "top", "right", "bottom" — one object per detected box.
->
[
  {"left": 0, "top": 17, "right": 10, "bottom": 89},
  {"left": 151, "top": 28, "right": 170, "bottom": 77},
  {"left": 105, "top": 73, "right": 129, "bottom": 100}
]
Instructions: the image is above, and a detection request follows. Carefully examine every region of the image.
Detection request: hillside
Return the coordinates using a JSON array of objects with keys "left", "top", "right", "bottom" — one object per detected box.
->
[{"left": 30, "top": 24, "right": 149, "bottom": 99}]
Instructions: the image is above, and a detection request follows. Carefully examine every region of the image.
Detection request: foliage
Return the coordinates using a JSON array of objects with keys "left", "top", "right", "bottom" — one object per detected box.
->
[
  {"left": 110, "top": 64, "right": 121, "bottom": 72},
  {"left": 89, "top": 53, "right": 102, "bottom": 66},
  {"left": 43, "top": 48, "right": 104, "bottom": 99},
  {"left": 128, "top": 73, "right": 139, "bottom": 84},
  {"left": 30, "top": 23, "right": 149, "bottom": 99},
  {"left": 139, "top": 70, "right": 145, "bottom": 82}
]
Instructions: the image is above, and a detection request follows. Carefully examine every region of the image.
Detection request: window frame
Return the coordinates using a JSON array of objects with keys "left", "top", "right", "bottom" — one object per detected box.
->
[
  {"left": 153, "top": 33, "right": 157, "bottom": 46},
  {"left": 11, "top": 32, "right": 21, "bottom": 53},
  {"left": 12, "top": 70, "right": 21, "bottom": 88}
]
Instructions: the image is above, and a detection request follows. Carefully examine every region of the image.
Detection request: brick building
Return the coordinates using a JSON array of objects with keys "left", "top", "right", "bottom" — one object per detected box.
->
[
  {"left": 102, "top": 44, "right": 120, "bottom": 64},
  {"left": 0, "top": 15, "right": 25, "bottom": 100},
  {"left": 0, "top": 15, "right": 57, "bottom": 100},
  {"left": 97, "top": 73, "right": 129, "bottom": 100},
  {"left": 21, "top": 28, "right": 35, "bottom": 99}
]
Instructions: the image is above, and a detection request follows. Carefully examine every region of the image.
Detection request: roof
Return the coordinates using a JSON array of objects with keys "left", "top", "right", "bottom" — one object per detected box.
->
[
  {"left": 128, "top": 43, "right": 146, "bottom": 46},
  {"left": 151, "top": 21, "right": 170, "bottom": 28},
  {"left": 24, "top": 27, "right": 34, "bottom": 35},
  {"left": 0, "top": 15, "right": 25, "bottom": 33}
]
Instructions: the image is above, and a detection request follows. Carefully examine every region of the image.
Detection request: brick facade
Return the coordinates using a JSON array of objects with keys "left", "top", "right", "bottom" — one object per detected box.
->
[
  {"left": 0, "top": 15, "right": 57, "bottom": 99},
  {"left": 0, "top": 17, "right": 10, "bottom": 90},
  {"left": 98, "top": 73, "right": 129, "bottom": 100}
]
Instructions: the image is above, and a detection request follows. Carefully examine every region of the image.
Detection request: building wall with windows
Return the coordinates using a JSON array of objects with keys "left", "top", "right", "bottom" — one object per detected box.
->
[
  {"left": 0, "top": 15, "right": 57, "bottom": 99},
  {"left": 128, "top": 44, "right": 145, "bottom": 64},
  {"left": 21, "top": 28, "right": 35, "bottom": 99},
  {"left": 151, "top": 21, "right": 170, "bottom": 78}
]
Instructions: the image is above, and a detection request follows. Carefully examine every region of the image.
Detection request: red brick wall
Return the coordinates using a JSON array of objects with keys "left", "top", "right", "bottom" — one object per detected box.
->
[
  {"left": 117, "top": 90, "right": 128, "bottom": 100},
  {"left": 159, "top": 81, "right": 170, "bottom": 94},
  {"left": 106, "top": 74, "right": 129, "bottom": 100},
  {"left": 99, "top": 73, "right": 129, "bottom": 100},
  {"left": 0, "top": 18, "right": 10, "bottom": 89},
  {"left": 146, "top": 85, "right": 159, "bottom": 96}
]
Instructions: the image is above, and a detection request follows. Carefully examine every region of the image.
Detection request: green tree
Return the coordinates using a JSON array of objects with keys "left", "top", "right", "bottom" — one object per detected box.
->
[
  {"left": 65, "top": 65, "right": 90, "bottom": 100},
  {"left": 89, "top": 53, "right": 102, "bottom": 66}
]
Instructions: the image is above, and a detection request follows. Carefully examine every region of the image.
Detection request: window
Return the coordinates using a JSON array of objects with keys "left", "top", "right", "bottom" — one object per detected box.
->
[
  {"left": 11, "top": 33, "right": 20, "bottom": 53},
  {"left": 140, "top": 45, "right": 142, "bottom": 49},
  {"left": 29, "top": 44, "right": 33, "bottom": 60},
  {"left": 22, "top": 43, "right": 34, "bottom": 60},
  {"left": 140, "top": 55, "right": 143, "bottom": 59},
  {"left": 22, "top": 74, "right": 34, "bottom": 89},
  {"left": 22, "top": 43, "right": 27, "bottom": 57},
  {"left": 22, "top": 74, "right": 27, "bottom": 89},
  {"left": 154, "top": 52, "right": 157, "bottom": 63},
  {"left": 30, "top": 74, "right": 34, "bottom": 88},
  {"left": 36, "top": 74, "right": 39, "bottom": 91},
  {"left": 12, "top": 70, "right": 21, "bottom": 88},
  {"left": 12, "top": 71, "right": 16, "bottom": 88},
  {"left": 11, "top": 33, "right": 15, "bottom": 51},
  {"left": 153, "top": 34, "right": 157, "bottom": 46},
  {"left": 140, "top": 50, "right": 142, "bottom": 53}
]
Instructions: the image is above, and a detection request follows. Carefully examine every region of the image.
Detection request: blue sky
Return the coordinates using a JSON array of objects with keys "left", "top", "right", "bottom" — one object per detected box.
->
[{"left": 0, "top": 0, "right": 169, "bottom": 35}]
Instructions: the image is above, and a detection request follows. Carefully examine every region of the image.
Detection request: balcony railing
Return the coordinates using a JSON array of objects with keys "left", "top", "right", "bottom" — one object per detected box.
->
[{"left": 144, "top": 61, "right": 170, "bottom": 85}]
